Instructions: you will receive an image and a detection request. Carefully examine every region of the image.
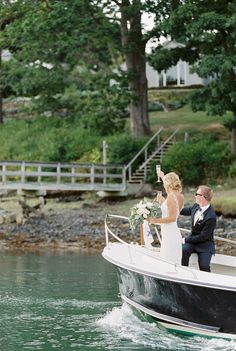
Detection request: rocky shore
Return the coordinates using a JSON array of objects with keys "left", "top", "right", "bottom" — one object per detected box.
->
[{"left": 0, "top": 194, "right": 236, "bottom": 255}]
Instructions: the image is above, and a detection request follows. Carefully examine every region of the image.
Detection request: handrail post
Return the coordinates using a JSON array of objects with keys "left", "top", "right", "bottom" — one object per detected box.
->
[
  {"left": 38, "top": 165, "right": 42, "bottom": 183},
  {"left": 2, "top": 164, "right": 6, "bottom": 183},
  {"left": 57, "top": 163, "right": 61, "bottom": 184},
  {"left": 129, "top": 165, "right": 132, "bottom": 180},
  {"left": 144, "top": 147, "right": 148, "bottom": 163},
  {"left": 102, "top": 140, "right": 108, "bottom": 184},
  {"left": 91, "top": 164, "right": 95, "bottom": 186},
  {"left": 122, "top": 166, "right": 126, "bottom": 189},
  {"left": 103, "top": 165, "right": 107, "bottom": 185},
  {"left": 71, "top": 167, "right": 75, "bottom": 184},
  {"left": 144, "top": 165, "right": 147, "bottom": 182},
  {"left": 105, "top": 222, "right": 109, "bottom": 247},
  {"left": 21, "top": 162, "right": 25, "bottom": 183}
]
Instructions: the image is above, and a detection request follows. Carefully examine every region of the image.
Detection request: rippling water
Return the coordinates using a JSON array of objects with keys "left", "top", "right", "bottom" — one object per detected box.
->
[{"left": 0, "top": 252, "right": 235, "bottom": 351}]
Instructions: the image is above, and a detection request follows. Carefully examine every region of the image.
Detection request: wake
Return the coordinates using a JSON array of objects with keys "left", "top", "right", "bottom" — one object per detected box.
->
[{"left": 97, "top": 302, "right": 236, "bottom": 351}]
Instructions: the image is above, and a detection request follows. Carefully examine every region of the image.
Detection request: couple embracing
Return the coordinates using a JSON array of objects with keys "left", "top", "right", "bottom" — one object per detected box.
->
[{"left": 147, "top": 172, "right": 217, "bottom": 272}]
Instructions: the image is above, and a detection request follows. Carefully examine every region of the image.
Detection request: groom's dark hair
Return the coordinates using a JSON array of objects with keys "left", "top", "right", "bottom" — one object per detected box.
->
[{"left": 198, "top": 185, "right": 213, "bottom": 202}]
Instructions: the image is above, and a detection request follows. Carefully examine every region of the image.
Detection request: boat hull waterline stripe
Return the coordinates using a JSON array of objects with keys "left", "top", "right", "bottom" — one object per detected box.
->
[
  {"left": 117, "top": 266, "right": 236, "bottom": 334},
  {"left": 121, "top": 295, "right": 219, "bottom": 332},
  {"left": 122, "top": 295, "right": 236, "bottom": 340}
]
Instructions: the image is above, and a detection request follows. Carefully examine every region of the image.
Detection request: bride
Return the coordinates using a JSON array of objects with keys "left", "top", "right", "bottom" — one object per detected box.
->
[{"left": 147, "top": 171, "right": 184, "bottom": 265}]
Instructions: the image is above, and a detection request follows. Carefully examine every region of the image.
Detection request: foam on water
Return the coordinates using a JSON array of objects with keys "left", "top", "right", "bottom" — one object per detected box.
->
[
  {"left": 0, "top": 294, "right": 116, "bottom": 310},
  {"left": 97, "top": 303, "right": 236, "bottom": 351}
]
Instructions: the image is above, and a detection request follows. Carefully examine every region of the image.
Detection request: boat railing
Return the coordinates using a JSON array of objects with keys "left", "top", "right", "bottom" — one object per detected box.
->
[
  {"left": 105, "top": 215, "right": 236, "bottom": 279},
  {"left": 105, "top": 215, "right": 236, "bottom": 248},
  {"left": 105, "top": 214, "right": 138, "bottom": 265},
  {"left": 105, "top": 214, "right": 130, "bottom": 247},
  {"left": 180, "top": 227, "right": 236, "bottom": 246},
  {"left": 105, "top": 215, "right": 198, "bottom": 278}
]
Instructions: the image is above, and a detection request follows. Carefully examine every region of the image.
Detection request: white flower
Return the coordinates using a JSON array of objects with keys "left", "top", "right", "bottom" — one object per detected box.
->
[
  {"left": 145, "top": 201, "right": 153, "bottom": 208},
  {"left": 136, "top": 203, "right": 146, "bottom": 210},
  {"left": 137, "top": 207, "right": 150, "bottom": 216},
  {"left": 129, "top": 197, "right": 160, "bottom": 230},
  {"left": 198, "top": 214, "right": 204, "bottom": 222}
]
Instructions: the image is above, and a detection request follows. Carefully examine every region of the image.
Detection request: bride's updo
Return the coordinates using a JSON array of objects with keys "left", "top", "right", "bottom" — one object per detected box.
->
[{"left": 163, "top": 172, "right": 182, "bottom": 192}]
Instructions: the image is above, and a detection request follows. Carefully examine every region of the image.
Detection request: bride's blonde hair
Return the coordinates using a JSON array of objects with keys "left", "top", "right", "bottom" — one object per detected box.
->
[{"left": 163, "top": 172, "right": 182, "bottom": 192}]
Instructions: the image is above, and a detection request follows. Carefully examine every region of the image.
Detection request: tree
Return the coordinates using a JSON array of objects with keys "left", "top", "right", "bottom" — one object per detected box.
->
[
  {"left": 102, "top": 0, "right": 150, "bottom": 138},
  {"left": 0, "top": 0, "right": 46, "bottom": 124},
  {"left": 149, "top": 0, "right": 236, "bottom": 156},
  {"left": 94, "top": 0, "right": 180, "bottom": 138},
  {"left": 1, "top": 0, "right": 129, "bottom": 135},
  {"left": 0, "top": 50, "right": 2, "bottom": 124},
  {"left": 0, "top": 0, "right": 22, "bottom": 124},
  {"left": 1, "top": 0, "right": 175, "bottom": 138}
]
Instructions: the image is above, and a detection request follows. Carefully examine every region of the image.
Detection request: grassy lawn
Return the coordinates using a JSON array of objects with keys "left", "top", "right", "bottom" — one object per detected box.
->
[
  {"left": 149, "top": 105, "right": 229, "bottom": 139},
  {"left": 147, "top": 88, "right": 230, "bottom": 139}
]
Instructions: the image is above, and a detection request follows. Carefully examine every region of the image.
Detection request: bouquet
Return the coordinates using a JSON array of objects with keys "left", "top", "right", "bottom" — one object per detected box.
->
[{"left": 129, "top": 198, "right": 160, "bottom": 230}]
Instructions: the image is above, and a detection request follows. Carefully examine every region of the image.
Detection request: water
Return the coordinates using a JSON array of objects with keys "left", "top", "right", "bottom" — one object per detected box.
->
[{"left": 0, "top": 252, "right": 235, "bottom": 351}]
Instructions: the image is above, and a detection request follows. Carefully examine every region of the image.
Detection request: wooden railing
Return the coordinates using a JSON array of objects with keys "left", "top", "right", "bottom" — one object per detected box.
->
[
  {"left": 124, "top": 127, "right": 163, "bottom": 182},
  {"left": 124, "top": 127, "right": 179, "bottom": 183},
  {"left": 141, "top": 128, "right": 179, "bottom": 169},
  {"left": 0, "top": 161, "right": 126, "bottom": 192},
  {"left": 0, "top": 129, "right": 179, "bottom": 193}
]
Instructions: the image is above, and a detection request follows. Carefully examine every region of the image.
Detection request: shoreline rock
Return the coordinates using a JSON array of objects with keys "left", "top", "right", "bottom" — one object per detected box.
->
[{"left": 0, "top": 198, "right": 236, "bottom": 255}]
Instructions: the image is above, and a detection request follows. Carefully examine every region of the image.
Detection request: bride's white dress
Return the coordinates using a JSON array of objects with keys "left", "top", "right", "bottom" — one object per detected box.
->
[{"left": 159, "top": 195, "right": 182, "bottom": 265}]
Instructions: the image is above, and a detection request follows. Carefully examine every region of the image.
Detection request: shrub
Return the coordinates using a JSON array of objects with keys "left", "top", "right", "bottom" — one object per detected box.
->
[
  {"left": 0, "top": 117, "right": 102, "bottom": 162},
  {"left": 108, "top": 134, "right": 148, "bottom": 165},
  {"left": 167, "top": 100, "right": 185, "bottom": 110},
  {"left": 148, "top": 102, "right": 164, "bottom": 112},
  {"left": 228, "top": 161, "right": 236, "bottom": 180},
  {"left": 152, "top": 138, "right": 232, "bottom": 186}
]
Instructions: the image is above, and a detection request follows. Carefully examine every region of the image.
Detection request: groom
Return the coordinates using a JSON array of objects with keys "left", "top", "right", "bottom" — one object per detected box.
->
[{"left": 180, "top": 185, "right": 217, "bottom": 272}]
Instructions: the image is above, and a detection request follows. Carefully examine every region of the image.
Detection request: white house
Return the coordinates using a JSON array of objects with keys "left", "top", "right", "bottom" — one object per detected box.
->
[
  {"left": 146, "top": 40, "right": 204, "bottom": 88},
  {"left": 2, "top": 46, "right": 204, "bottom": 89},
  {"left": 146, "top": 60, "right": 204, "bottom": 88}
]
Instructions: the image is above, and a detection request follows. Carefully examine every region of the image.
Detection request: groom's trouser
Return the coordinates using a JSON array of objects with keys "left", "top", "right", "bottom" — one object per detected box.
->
[{"left": 182, "top": 243, "right": 212, "bottom": 272}]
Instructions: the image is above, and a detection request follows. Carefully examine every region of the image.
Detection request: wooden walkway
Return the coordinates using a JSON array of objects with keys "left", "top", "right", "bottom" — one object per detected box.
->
[
  {"left": 0, "top": 161, "right": 126, "bottom": 193},
  {"left": 0, "top": 129, "right": 180, "bottom": 195}
]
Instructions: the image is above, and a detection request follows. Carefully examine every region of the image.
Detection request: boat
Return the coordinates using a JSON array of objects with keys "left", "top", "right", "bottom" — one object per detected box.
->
[{"left": 102, "top": 214, "right": 236, "bottom": 340}]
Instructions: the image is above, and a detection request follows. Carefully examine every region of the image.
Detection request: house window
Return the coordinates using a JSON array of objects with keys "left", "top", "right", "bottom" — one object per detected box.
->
[
  {"left": 179, "top": 62, "right": 185, "bottom": 85},
  {"left": 159, "top": 74, "right": 164, "bottom": 87},
  {"left": 166, "top": 66, "right": 177, "bottom": 86}
]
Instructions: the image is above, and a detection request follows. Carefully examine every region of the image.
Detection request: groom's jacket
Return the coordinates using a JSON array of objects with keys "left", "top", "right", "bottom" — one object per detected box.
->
[{"left": 180, "top": 203, "right": 217, "bottom": 253}]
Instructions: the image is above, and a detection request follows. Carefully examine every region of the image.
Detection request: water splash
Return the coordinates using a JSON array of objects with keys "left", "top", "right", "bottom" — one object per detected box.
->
[{"left": 97, "top": 303, "right": 236, "bottom": 351}]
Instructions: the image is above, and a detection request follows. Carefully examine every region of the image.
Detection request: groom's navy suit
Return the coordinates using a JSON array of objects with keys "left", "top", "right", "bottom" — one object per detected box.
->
[{"left": 180, "top": 203, "right": 217, "bottom": 272}]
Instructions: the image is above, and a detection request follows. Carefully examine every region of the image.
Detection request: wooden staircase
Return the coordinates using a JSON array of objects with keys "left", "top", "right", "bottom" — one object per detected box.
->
[{"left": 125, "top": 128, "right": 179, "bottom": 184}]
